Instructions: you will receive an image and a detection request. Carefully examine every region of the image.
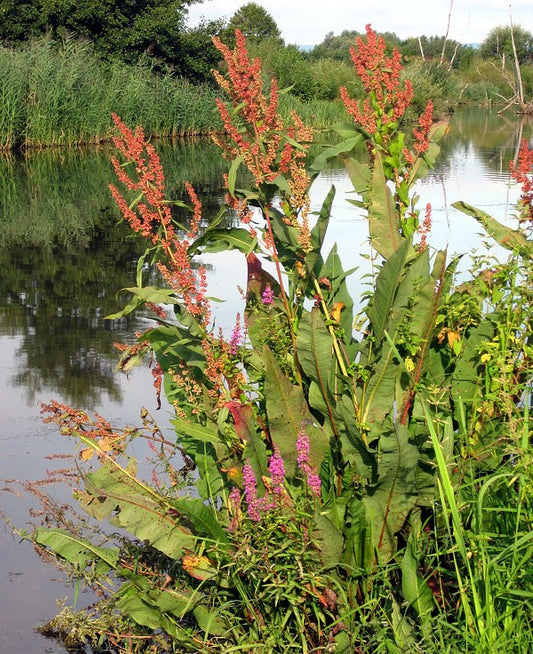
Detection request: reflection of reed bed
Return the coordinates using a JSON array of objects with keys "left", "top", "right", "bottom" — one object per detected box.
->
[
  {"left": 0, "top": 141, "right": 230, "bottom": 248},
  {"left": 0, "top": 38, "right": 222, "bottom": 150}
]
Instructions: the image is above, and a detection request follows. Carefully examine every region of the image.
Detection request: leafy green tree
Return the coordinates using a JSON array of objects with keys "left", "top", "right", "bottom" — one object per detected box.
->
[
  {"left": 401, "top": 35, "right": 474, "bottom": 69},
  {"left": 0, "top": 0, "right": 201, "bottom": 65},
  {"left": 480, "top": 24, "right": 533, "bottom": 64},
  {"left": 224, "top": 2, "right": 282, "bottom": 45},
  {"left": 310, "top": 29, "right": 402, "bottom": 61}
]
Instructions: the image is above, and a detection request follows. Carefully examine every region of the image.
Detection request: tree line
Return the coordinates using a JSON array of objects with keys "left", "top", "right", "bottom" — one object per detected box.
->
[{"left": 1, "top": 1, "right": 532, "bottom": 84}]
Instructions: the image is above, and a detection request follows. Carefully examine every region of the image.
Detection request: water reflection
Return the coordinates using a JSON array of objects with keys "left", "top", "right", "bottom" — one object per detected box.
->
[{"left": 0, "top": 140, "right": 229, "bottom": 408}]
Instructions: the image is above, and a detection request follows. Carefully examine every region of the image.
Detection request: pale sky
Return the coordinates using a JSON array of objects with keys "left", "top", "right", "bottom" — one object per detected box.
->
[{"left": 186, "top": 0, "right": 532, "bottom": 46}]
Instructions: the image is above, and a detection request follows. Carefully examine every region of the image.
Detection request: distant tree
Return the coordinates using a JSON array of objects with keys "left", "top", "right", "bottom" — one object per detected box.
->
[
  {"left": 309, "top": 29, "right": 401, "bottom": 61},
  {"left": 480, "top": 25, "right": 533, "bottom": 64},
  {"left": 224, "top": 3, "right": 282, "bottom": 45},
  {"left": 401, "top": 35, "right": 474, "bottom": 69}
]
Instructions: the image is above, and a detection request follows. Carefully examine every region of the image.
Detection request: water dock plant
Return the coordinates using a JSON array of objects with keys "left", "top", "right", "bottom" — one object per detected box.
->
[{"left": 31, "top": 26, "right": 533, "bottom": 653}]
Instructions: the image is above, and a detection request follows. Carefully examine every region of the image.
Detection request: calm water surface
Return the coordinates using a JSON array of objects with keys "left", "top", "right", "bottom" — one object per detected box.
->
[{"left": 0, "top": 108, "right": 531, "bottom": 653}]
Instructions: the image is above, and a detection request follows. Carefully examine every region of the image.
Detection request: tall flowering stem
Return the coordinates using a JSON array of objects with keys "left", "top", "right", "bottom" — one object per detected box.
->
[
  {"left": 340, "top": 25, "right": 442, "bottom": 244},
  {"left": 212, "top": 30, "right": 316, "bottom": 379},
  {"left": 340, "top": 24, "right": 414, "bottom": 141},
  {"left": 109, "top": 113, "right": 210, "bottom": 327}
]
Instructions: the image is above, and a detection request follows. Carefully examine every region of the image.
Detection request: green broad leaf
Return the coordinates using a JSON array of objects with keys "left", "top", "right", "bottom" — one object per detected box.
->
[
  {"left": 362, "top": 423, "right": 420, "bottom": 562},
  {"left": 451, "top": 317, "right": 495, "bottom": 412},
  {"left": 106, "top": 293, "right": 144, "bottom": 320},
  {"left": 193, "top": 605, "right": 229, "bottom": 636},
  {"left": 188, "top": 227, "right": 257, "bottom": 256},
  {"left": 310, "top": 185, "right": 335, "bottom": 252},
  {"left": 359, "top": 339, "right": 399, "bottom": 436},
  {"left": 77, "top": 461, "right": 197, "bottom": 560},
  {"left": 344, "top": 157, "right": 372, "bottom": 197},
  {"left": 367, "top": 239, "right": 411, "bottom": 343},
  {"left": 116, "top": 588, "right": 205, "bottom": 643},
  {"left": 271, "top": 173, "right": 293, "bottom": 196},
  {"left": 400, "top": 533, "right": 435, "bottom": 632},
  {"left": 453, "top": 200, "right": 533, "bottom": 257},
  {"left": 178, "top": 434, "right": 227, "bottom": 501},
  {"left": 336, "top": 395, "right": 375, "bottom": 479},
  {"left": 226, "top": 401, "right": 268, "bottom": 490},
  {"left": 313, "top": 512, "right": 344, "bottom": 568},
  {"left": 310, "top": 136, "right": 363, "bottom": 171},
  {"left": 331, "top": 122, "right": 366, "bottom": 140},
  {"left": 227, "top": 154, "right": 244, "bottom": 197},
  {"left": 343, "top": 495, "right": 375, "bottom": 571},
  {"left": 117, "top": 593, "right": 166, "bottom": 631},
  {"left": 319, "top": 244, "right": 356, "bottom": 344},
  {"left": 264, "top": 347, "right": 329, "bottom": 477},
  {"left": 171, "top": 497, "right": 229, "bottom": 544},
  {"left": 297, "top": 309, "right": 334, "bottom": 393},
  {"left": 305, "top": 185, "right": 335, "bottom": 279},
  {"left": 171, "top": 417, "right": 221, "bottom": 444},
  {"left": 408, "top": 121, "right": 449, "bottom": 184},
  {"left": 33, "top": 528, "right": 119, "bottom": 571},
  {"left": 369, "top": 149, "right": 404, "bottom": 259}
]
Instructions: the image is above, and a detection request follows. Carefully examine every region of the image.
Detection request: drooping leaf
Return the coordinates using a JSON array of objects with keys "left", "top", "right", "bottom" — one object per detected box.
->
[
  {"left": 401, "top": 531, "right": 435, "bottom": 631},
  {"left": 306, "top": 185, "right": 336, "bottom": 277},
  {"left": 453, "top": 201, "right": 533, "bottom": 257},
  {"left": 188, "top": 227, "right": 257, "bottom": 256},
  {"left": 367, "top": 239, "right": 412, "bottom": 342},
  {"left": 226, "top": 400, "right": 268, "bottom": 490},
  {"left": 310, "top": 136, "right": 363, "bottom": 171},
  {"left": 33, "top": 528, "right": 119, "bottom": 572},
  {"left": 77, "top": 460, "right": 197, "bottom": 560},
  {"left": 106, "top": 286, "right": 179, "bottom": 319}
]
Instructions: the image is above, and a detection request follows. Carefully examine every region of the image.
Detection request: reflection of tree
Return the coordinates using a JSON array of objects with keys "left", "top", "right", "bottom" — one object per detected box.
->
[
  {"left": 0, "top": 219, "right": 146, "bottom": 407},
  {"left": 429, "top": 107, "right": 533, "bottom": 177},
  {"left": 0, "top": 140, "right": 228, "bottom": 408}
]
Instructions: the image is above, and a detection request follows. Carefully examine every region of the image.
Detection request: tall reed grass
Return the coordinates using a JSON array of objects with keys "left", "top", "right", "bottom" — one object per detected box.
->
[{"left": 0, "top": 38, "right": 222, "bottom": 150}]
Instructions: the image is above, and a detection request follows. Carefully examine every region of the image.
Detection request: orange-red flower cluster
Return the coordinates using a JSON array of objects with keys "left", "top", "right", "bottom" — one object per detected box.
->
[
  {"left": 212, "top": 30, "right": 313, "bottom": 234},
  {"left": 109, "top": 114, "right": 210, "bottom": 327},
  {"left": 509, "top": 139, "right": 533, "bottom": 224},
  {"left": 413, "top": 101, "right": 434, "bottom": 154},
  {"left": 340, "top": 24, "right": 414, "bottom": 134},
  {"left": 40, "top": 400, "right": 130, "bottom": 459}
]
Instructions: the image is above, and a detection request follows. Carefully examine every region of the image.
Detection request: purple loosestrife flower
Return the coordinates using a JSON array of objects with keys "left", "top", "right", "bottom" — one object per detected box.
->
[
  {"left": 261, "top": 285, "right": 274, "bottom": 306},
  {"left": 229, "top": 313, "right": 243, "bottom": 354},
  {"left": 268, "top": 446, "right": 286, "bottom": 495},
  {"left": 242, "top": 461, "right": 261, "bottom": 521},
  {"left": 296, "top": 429, "right": 310, "bottom": 467}
]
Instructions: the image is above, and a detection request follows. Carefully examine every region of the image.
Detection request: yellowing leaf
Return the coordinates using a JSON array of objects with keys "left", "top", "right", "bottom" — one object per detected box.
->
[
  {"left": 446, "top": 330, "right": 460, "bottom": 349},
  {"left": 331, "top": 302, "right": 345, "bottom": 323},
  {"left": 99, "top": 437, "right": 113, "bottom": 452},
  {"left": 80, "top": 448, "right": 94, "bottom": 461},
  {"left": 182, "top": 553, "right": 217, "bottom": 581}
]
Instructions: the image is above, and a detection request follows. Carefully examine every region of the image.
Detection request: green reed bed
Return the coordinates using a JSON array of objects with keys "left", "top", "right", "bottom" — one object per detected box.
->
[{"left": 0, "top": 38, "right": 221, "bottom": 150}]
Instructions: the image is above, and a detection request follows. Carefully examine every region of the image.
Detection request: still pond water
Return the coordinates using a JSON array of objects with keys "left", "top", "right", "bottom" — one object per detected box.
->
[{"left": 0, "top": 107, "right": 531, "bottom": 653}]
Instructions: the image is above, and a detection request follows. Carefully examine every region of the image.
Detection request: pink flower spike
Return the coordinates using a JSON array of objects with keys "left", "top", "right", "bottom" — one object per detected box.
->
[
  {"left": 261, "top": 285, "right": 274, "bottom": 306},
  {"left": 268, "top": 446, "right": 286, "bottom": 494},
  {"left": 242, "top": 462, "right": 261, "bottom": 521}
]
